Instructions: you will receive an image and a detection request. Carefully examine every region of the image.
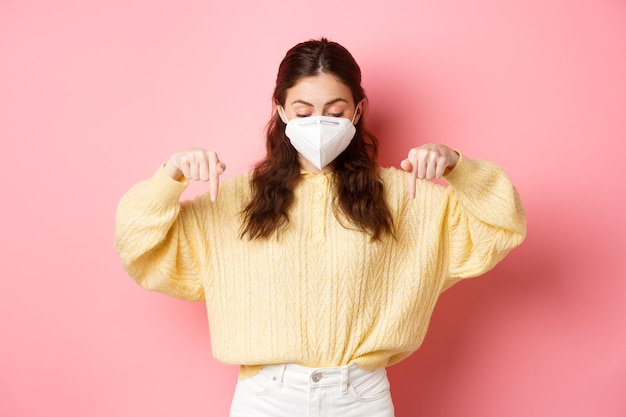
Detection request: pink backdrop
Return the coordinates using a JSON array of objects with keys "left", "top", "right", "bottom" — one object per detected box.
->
[{"left": 2, "top": 0, "right": 625, "bottom": 416}]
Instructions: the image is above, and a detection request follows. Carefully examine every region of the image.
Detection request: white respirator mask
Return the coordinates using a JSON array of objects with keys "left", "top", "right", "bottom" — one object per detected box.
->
[{"left": 279, "top": 106, "right": 359, "bottom": 170}]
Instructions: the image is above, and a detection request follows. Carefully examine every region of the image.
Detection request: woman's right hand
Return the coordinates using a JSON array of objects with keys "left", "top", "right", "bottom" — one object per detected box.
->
[{"left": 164, "top": 148, "right": 226, "bottom": 201}]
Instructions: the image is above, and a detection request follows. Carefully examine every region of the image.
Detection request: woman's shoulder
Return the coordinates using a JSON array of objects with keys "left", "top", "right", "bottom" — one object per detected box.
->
[
  {"left": 217, "top": 171, "right": 253, "bottom": 198},
  {"left": 377, "top": 166, "right": 435, "bottom": 188},
  {"left": 377, "top": 166, "right": 403, "bottom": 182},
  {"left": 223, "top": 171, "right": 252, "bottom": 186}
]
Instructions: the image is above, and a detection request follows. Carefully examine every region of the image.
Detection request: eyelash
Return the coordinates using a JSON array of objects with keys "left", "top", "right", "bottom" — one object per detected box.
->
[{"left": 295, "top": 113, "right": 344, "bottom": 118}]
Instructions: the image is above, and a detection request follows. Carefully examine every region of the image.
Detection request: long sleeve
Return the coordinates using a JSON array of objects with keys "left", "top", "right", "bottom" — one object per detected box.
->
[
  {"left": 114, "top": 166, "right": 206, "bottom": 301},
  {"left": 440, "top": 154, "right": 527, "bottom": 288}
]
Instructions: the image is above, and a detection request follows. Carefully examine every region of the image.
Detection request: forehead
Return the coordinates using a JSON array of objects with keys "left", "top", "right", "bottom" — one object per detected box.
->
[{"left": 285, "top": 73, "right": 353, "bottom": 105}]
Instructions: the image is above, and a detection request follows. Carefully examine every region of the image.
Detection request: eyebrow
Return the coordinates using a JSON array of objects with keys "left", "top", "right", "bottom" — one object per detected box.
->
[{"left": 290, "top": 98, "right": 349, "bottom": 107}]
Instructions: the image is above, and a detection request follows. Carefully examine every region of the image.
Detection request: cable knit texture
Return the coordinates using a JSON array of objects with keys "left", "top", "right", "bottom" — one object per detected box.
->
[{"left": 115, "top": 155, "right": 526, "bottom": 378}]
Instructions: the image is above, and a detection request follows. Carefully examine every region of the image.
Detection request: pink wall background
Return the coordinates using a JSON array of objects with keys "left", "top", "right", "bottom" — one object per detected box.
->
[{"left": 2, "top": 0, "right": 625, "bottom": 416}]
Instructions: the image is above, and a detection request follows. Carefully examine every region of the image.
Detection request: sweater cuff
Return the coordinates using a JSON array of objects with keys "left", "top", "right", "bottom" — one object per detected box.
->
[
  {"left": 442, "top": 152, "right": 481, "bottom": 188},
  {"left": 146, "top": 164, "right": 190, "bottom": 202}
]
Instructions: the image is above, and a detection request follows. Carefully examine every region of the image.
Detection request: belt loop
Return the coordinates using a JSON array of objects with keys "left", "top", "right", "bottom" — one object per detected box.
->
[
  {"left": 271, "top": 364, "right": 287, "bottom": 388},
  {"left": 340, "top": 365, "right": 349, "bottom": 395},
  {"left": 278, "top": 364, "right": 287, "bottom": 388}
]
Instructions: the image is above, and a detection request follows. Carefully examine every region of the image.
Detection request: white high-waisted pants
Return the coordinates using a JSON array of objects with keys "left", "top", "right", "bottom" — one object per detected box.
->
[{"left": 229, "top": 363, "right": 395, "bottom": 417}]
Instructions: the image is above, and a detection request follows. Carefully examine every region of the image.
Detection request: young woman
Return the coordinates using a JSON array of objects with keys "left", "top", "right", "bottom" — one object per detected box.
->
[{"left": 115, "top": 38, "right": 526, "bottom": 417}]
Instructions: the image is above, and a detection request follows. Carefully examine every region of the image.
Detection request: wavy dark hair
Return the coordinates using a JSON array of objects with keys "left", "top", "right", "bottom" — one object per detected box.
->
[{"left": 241, "top": 38, "right": 394, "bottom": 240}]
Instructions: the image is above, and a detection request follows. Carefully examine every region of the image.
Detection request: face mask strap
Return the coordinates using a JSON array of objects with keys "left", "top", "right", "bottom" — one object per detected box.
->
[
  {"left": 350, "top": 101, "right": 364, "bottom": 126},
  {"left": 277, "top": 106, "right": 289, "bottom": 124},
  {"left": 350, "top": 109, "right": 358, "bottom": 125}
]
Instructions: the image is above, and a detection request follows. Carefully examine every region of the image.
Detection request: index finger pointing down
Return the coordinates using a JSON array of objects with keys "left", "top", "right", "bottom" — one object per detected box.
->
[{"left": 207, "top": 151, "right": 221, "bottom": 201}]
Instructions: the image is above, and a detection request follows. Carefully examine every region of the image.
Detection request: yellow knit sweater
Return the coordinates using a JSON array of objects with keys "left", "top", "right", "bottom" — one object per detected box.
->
[{"left": 115, "top": 155, "right": 526, "bottom": 378}]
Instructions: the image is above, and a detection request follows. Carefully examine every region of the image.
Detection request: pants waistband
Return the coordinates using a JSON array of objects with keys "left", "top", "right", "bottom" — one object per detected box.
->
[{"left": 258, "top": 363, "right": 376, "bottom": 394}]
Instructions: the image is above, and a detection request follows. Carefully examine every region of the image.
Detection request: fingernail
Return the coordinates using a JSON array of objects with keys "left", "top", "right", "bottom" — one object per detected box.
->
[{"left": 210, "top": 194, "right": 216, "bottom": 202}]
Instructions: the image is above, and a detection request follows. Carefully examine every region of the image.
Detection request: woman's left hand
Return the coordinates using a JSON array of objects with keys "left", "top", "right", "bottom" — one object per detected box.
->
[{"left": 400, "top": 144, "right": 460, "bottom": 198}]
